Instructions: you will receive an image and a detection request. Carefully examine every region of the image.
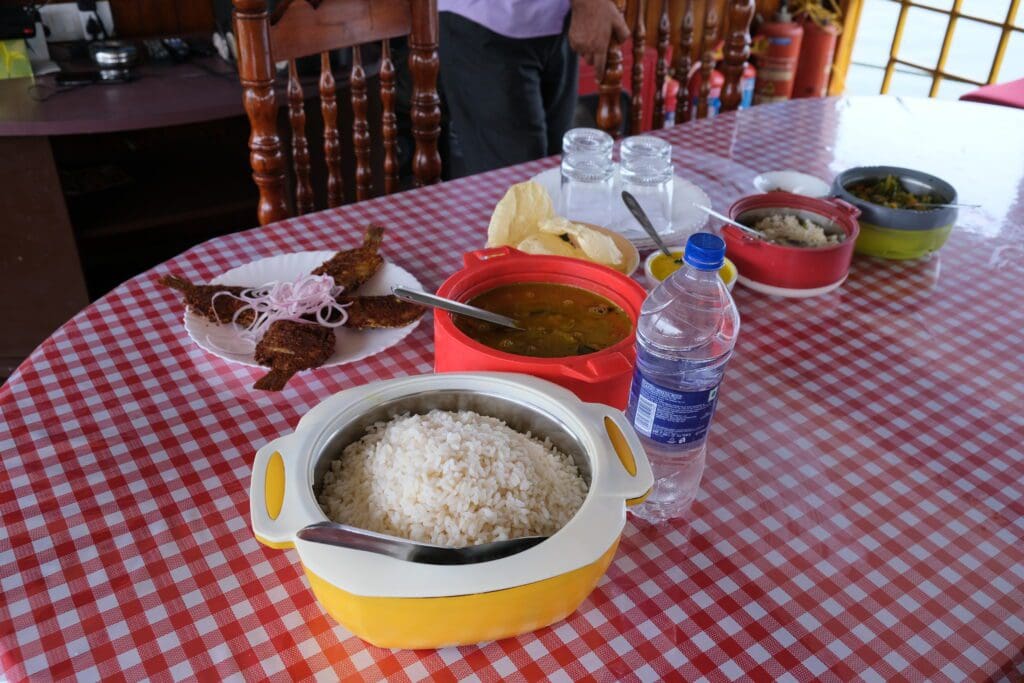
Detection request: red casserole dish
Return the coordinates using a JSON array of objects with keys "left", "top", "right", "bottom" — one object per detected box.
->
[
  {"left": 434, "top": 247, "right": 648, "bottom": 409},
  {"left": 724, "top": 193, "right": 861, "bottom": 297}
]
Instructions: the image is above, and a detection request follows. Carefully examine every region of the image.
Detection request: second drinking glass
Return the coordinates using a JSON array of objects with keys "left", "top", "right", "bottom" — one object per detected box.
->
[{"left": 620, "top": 136, "right": 674, "bottom": 235}]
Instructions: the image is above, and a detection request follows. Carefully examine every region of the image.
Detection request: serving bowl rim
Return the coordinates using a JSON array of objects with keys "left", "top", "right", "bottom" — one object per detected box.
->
[
  {"left": 725, "top": 193, "right": 861, "bottom": 253},
  {"left": 832, "top": 165, "right": 958, "bottom": 230},
  {"left": 435, "top": 251, "right": 647, "bottom": 367}
]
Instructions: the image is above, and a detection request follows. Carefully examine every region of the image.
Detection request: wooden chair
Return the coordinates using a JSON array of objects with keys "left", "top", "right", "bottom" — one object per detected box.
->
[
  {"left": 597, "top": 0, "right": 755, "bottom": 137},
  {"left": 232, "top": 0, "right": 441, "bottom": 226}
]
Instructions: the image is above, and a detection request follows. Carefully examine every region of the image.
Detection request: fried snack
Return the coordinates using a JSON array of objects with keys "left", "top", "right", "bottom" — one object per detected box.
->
[
  {"left": 516, "top": 232, "right": 583, "bottom": 259},
  {"left": 311, "top": 225, "right": 386, "bottom": 292},
  {"left": 539, "top": 217, "right": 623, "bottom": 267},
  {"left": 486, "top": 181, "right": 555, "bottom": 248},
  {"left": 253, "top": 320, "right": 335, "bottom": 391},
  {"left": 159, "top": 275, "right": 255, "bottom": 325},
  {"left": 485, "top": 182, "right": 627, "bottom": 270},
  {"left": 340, "top": 296, "right": 425, "bottom": 329}
]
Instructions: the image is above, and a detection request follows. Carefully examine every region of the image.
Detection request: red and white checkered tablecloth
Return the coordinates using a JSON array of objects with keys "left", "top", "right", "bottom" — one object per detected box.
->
[{"left": 2, "top": 96, "right": 1023, "bottom": 681}]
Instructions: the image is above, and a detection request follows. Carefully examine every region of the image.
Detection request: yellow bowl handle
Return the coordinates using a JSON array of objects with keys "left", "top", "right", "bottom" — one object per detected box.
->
[
  {"left": 586, "top": 405, "right": 654, "bottom": 506},
  {"left": 250, "top": 434, "right": 303, "bottom": 549}
]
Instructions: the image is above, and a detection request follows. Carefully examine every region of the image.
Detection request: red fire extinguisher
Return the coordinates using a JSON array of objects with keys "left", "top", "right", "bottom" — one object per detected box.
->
[
  {"left": 792, "top": 19, "right": 840, "bottom": 98},
  {"left": 753, "top": 1, "right": 804, "bottom": 104}
]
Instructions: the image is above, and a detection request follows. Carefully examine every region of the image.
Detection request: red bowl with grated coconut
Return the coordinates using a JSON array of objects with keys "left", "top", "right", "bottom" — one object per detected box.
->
[{"left": 724, "top": 193, "right": 861, "bottom": 298}]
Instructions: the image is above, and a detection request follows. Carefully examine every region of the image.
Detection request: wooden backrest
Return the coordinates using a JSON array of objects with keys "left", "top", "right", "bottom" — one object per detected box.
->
[
  {"left": 232, "top": 0, "right": 441, "bottom": 226},
  {"left": 596, "top": 0, "right": 754, "bottom": 137}
]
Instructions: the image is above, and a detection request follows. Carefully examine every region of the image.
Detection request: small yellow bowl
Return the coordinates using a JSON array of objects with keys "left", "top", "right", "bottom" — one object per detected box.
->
[{"left": 644, "top": 250, "right": 737, "bottom": 291}]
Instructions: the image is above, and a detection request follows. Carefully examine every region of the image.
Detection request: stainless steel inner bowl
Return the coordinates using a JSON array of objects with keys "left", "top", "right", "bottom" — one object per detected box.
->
[{"left": 309, "top": 389, "right": 594, "bottom": 503}]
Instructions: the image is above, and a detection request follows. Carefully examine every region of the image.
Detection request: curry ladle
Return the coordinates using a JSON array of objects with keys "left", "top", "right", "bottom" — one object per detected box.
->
[
  {"left": 392, "top": 286, "right": 522, "bottom": 330},
  {"left": 297, "top": 521, "right": 547, "bottom": 565}
]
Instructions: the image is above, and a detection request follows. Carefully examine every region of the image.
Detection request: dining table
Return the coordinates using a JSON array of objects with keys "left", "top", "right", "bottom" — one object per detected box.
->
[{"left": 1, "top": 95, "right": 1022, "bottom": 681}]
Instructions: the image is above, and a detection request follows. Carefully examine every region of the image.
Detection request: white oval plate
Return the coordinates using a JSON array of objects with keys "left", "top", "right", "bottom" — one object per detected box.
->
[
  {"left": 183, "top": 251, "right": 424, "bottom": 369},
  {"left": 530, "top": 166, "right": 711, "bottom": 249}
]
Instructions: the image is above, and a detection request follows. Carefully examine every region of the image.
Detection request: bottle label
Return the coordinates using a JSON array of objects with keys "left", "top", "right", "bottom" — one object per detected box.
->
[{"left": 629, "top": 370, "right": 721, "bottom": 445}]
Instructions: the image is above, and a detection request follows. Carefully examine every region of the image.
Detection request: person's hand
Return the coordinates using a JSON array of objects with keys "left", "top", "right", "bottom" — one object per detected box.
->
[{"left": 569, "top": 0, "right": 630, "bottom": 82}]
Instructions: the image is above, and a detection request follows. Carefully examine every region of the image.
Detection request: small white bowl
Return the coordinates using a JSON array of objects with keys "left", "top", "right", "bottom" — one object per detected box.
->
[
  {"left": 753, "top": 170, "right": 831, "bottom": 198},
  {"left": 643, "top": 250, "right": 737, "bottom": 291}
]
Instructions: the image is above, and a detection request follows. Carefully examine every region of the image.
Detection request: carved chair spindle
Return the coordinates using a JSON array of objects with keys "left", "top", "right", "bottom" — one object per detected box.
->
[
  {"left": 597, "top": 0, "right": 754, "bottom": 134},
  {"left": 232, "top": 0, "right": 441, "bottom": 226}
]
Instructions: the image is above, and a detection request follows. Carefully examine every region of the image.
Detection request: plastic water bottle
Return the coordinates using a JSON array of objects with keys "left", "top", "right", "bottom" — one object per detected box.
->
[{"left": 626, "top": 233, "right": 740, "bottom": 522}]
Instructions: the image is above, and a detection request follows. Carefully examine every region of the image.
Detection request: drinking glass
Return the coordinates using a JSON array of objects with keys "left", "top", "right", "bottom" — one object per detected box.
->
[
  {"left": 620, "top": 136, "right": 674, "bottom": 234},
  {"left": 560, "top": 128, "right": 614, "bottom": 226}
]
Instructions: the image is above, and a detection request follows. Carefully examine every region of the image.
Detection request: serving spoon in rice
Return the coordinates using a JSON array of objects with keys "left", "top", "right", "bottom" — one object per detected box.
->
[{"left": 297, "top": 521, "right": 548, "bottom": 565}]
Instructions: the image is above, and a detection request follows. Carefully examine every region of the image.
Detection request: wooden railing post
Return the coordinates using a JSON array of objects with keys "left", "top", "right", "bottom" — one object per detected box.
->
[
  {"left": 409, "top": 0, "right": 441, "bottom": 186},
  {"left": 720, "top": 0, "right": 755, "bottom": 112},
  {"left": 630, "top": 0, "right": 647, "bottom": 135},
  {"left": 287, "top": 60, "right": 314, "bottom": 215},
  {"left": 597, "top": 0, "right": 626, "bottom": 138},
  {"left": 380, "top": 40, "right": 400, "bottom": 195},
  {"left": 653, "top": 0, "right": 671, "bottom": 130},
  {"left": 233, "top": 0, "right": 289, "bottom": 225},
  {"left": 320, "top": 52, "right": 345, "bottom": 208},
  {"left": 351, "top": 45, "right": 372, "bottom": 200},
  {"left": 673, "top": 1, "right": 694, "bottom": 124}
]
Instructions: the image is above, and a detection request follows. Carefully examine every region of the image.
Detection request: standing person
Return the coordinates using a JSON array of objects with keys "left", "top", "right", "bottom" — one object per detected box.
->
[{"left": 438, "top": 0, "right": 630, "bottom": 177}]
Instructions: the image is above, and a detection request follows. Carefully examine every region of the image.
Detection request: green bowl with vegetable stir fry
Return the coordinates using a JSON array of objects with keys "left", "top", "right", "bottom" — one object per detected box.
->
[{"left": 833, "top": 166, "right": 957, "bottom": 260}]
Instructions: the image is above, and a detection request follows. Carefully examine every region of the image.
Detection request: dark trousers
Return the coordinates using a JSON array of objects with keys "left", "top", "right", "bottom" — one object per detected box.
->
[{"left": 438, "top": 12, "right": 578, "bottom": 177}]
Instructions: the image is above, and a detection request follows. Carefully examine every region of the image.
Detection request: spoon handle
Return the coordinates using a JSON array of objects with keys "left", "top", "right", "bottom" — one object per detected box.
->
[
  {"left": 621, "top": 191, "right": 674, "bottom": 259},
  {"left": 694, "top": 204, "right": 764, "bottom": 239},
  {"left": 297, "top": 521, "right": 547, "bottom": 565},
  {"left": 920, "top": 202, "right": 980, "bottom": 209},
  {"left": 298, "top": 521, "right": 426, "bottom": 562},
  {"left": 392, "top": 286, "right": 521, "bottom": 330}
]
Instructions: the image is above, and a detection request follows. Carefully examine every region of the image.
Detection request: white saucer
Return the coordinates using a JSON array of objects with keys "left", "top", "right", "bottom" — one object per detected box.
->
[{"left": 531, "top": 166, "right": 711, "bottom": 249}]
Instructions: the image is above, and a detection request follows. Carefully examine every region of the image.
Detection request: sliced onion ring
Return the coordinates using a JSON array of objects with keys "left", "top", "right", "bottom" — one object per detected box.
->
[{"left": 206, "top": 274, "right": 349, "bottom": 355}]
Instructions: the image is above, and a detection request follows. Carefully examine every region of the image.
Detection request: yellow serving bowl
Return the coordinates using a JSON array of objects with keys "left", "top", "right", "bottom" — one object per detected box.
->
[
  {"left": 250, "top": 373, "right": 653, "bottom": 649},
  {"left": 300, "top": 541, "right": 620, "bottom": 649},
  {"left": 644, "top": 250, "right": 737, "bottom": 290}
]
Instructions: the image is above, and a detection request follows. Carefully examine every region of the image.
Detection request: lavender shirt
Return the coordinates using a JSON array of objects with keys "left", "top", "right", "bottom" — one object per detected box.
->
[{"left": 439, "top": 0, "right": 571, "bottom": 39}]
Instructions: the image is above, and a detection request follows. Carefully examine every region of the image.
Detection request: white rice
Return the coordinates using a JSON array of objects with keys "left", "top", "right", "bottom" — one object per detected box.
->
[
  {"left": 318, "top": 409, "right": 588, "bottom": 547},
  {"left": 753, "top": 214, "right": 842, "bottom": 246}
]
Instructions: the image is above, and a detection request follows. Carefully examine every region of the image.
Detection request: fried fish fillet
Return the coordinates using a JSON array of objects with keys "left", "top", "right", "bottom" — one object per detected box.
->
[
  {"left": 339, "top": 295, "right": 425, "bottom": 329},
  {"left": 159, "top": 275, "right": 256, "bottom": 325},
  {"left": 253, "top": 320, "right": 335, "bottom": 391},
  {"left": 311, "top": 225, "right": 385, "bottom": 292}
]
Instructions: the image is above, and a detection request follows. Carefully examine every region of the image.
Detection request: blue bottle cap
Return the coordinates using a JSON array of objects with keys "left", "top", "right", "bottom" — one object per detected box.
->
[{"left": 684, "top": 232, "right": 726, "bottom": 271}]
